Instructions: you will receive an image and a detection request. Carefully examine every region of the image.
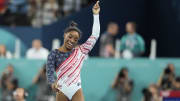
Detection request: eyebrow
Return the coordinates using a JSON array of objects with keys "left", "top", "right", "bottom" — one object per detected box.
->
[{"left": 69, "top": 33, "right": 79, "bottom": 39}]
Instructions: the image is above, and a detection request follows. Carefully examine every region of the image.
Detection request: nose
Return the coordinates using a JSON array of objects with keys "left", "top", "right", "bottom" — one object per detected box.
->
[{"left": 69, "top": 38, "right": 75, "bottom": 43}]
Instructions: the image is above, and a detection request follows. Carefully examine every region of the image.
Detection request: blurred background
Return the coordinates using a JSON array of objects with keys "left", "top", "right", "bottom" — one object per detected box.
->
[{"left": 0, "top": 0, "right": 180, "bottom": 101}]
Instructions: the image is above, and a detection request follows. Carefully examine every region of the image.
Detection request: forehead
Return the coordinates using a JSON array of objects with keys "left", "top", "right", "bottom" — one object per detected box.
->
[
  {"left": 16, "top": 88, "right": 24, "bottom": 93},
  {"left": 109, "top": 24, "right": 118, "bottom": 28},
  {"left": 33, "top": 40, "right": 41, "bottom": 43},
  {"left": 127, "top": 23, "right": 135, "bottom": 27},
  {"left": 67, "top": 31, "right": 80, "bottom": 38}
]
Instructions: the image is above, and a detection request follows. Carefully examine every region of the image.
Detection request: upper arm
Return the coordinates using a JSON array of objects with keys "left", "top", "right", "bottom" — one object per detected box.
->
[{"left": 46, "top": 51, "right": 56, "bottom": 84}]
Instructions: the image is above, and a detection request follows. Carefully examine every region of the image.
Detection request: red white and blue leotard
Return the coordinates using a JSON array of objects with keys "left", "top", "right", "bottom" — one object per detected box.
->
[{"left": 46, "top": 14, "right": 100, "bottom": 100}]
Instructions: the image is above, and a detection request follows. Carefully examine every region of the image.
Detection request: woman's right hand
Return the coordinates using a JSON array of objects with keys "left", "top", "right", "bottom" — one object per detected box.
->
[{"left": 51, "top": 81, "right": 59, "bottom": 92}]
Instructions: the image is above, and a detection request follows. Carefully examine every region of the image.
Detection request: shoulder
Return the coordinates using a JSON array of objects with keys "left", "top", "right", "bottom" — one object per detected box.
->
[
  {"left": 41, "top": 47, "right": 49, "bottom": 52},
  {"left": 49, "top": 49, "right": 58, "bottom": 55},
  {"left": 135, "top": 33, "right": 143, "bottom": 37},
  {"left": 135, "top": 33, "right": 144, "bottom": 40},
  {"left": 121, "top": 34, "right": 128, "bottom": 39},
  {"left": 48, "top": 49, "right": 58, "bottom": 58},
  {"left": 27, "top": 48, "right": 34, "bottom": 53}
]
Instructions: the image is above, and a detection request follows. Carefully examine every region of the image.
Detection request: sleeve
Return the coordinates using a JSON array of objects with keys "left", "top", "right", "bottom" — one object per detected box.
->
[
  {"left": 79, "top": 14, "right": 100, "bottom": 54},
  {"left": 137, "top": 35, "right": 145, "bottom": 52},
  {"left": 46, "top": 51, "right": 56, "bottom": 84}
]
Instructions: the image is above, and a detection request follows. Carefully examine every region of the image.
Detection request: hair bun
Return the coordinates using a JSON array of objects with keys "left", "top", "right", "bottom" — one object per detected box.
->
[{"left": 70, "top": 21, "right": 78, "bottom": 27}]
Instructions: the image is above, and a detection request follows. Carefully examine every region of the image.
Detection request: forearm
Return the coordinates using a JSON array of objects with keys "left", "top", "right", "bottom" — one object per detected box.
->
[
  {"left": 92, "top": 14, "right": 100, "bottom": 38},
  {"left": 47, "top": 72, "right": 56, "bottom": 84}
]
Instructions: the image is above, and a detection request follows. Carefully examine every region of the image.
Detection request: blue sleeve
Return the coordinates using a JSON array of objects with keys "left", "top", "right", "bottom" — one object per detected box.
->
[{"left": 46, "top": 51, "right": 56, "bottom": 84}]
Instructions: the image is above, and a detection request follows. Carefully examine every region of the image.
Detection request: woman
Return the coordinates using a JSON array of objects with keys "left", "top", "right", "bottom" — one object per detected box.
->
[
  {"left": 46, "top": 1, "right": 100, "bottom": 101},
  {"left": 0, "top": 44, "right": 12, "bottom": 59},
  {"left": 111, "top": 67, "right": 134, "bottom": 101}
]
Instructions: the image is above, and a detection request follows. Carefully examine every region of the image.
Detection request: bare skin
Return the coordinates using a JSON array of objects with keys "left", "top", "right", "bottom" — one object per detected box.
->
[{"left": 53, "top": 1, "right": 100, "bottom": 101}]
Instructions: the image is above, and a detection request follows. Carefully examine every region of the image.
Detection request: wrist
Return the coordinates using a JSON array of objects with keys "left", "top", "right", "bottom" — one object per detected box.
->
[
  {"left": 93, "top": 14, "right": 99, "bottom": 19},
  {"left": 93, "top": 14, "right": 99, "bottom": 16}
]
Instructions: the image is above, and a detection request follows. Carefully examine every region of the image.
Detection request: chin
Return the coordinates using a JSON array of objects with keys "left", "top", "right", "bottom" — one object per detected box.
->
[{"left": 66, "top": 46, "right": 73, "bottom": 51}]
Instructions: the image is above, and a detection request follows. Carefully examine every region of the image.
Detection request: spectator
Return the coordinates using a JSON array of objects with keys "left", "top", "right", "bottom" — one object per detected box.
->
[
  {"left": 2, "top": 78, "right": 18, "bottom": 101},
  {"left": 32, "top": 64, "right": 54, "bottom": 101},
  {"left": 29, "top": 0, "right": 45, "bottom": 27},
  {"left": 112, "top": 67, "right": 134, "bottom": 101},
  {"left": 142, "top": 84, "right": 161, "bottom": 101},
  {"left": 63, "top": 0, "right": 81, "bottom": 16},
  {"left": 120, "top": 22, "right": 145, "bottom": 58},
  {"left": 26, "top": 39, "right": 49, "bottom": 59},
  {"left": 0, "top": 64, "right": 16, "bottom": 89},
  {"left": 13, "top": 88, "right": 28, "bottom": 101},
  {"left": 172, "top": 76, "right": 180, "bottom": 90},
  {"left": 0, "top": 44, "right": 12, "bottom": 59},
  {"left": 42, "top": 0, "right": 59, "bottom": 25},
  {"left": 0, "top": 64, "right": 18, "bottom": 101},
  {"left": 100, "top": 22, "right": 119, "bottom": 58},
  {"left": 157, "top": 64, "right": 175, "bottom": 90}
]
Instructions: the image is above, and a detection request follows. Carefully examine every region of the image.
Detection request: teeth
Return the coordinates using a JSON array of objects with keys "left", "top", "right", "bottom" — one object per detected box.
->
[{"left": 68, "top": 42, "right": 73, "bottom": 46}]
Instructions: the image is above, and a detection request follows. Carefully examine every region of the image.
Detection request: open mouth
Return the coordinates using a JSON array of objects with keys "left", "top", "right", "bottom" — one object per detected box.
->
[{"left": 67, "top": 42, "right": 73, "bottom": 48}]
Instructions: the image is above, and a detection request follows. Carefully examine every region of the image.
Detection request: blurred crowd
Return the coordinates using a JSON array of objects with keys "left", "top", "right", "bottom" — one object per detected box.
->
[
  {"left": 0, "top": 39, "right": 49, "bottom": 60},
  {"left": 142, "top": 64, "right": 180, "bottom": 101},
  {"left": 0, "top": 21, "right": 145, "bottom": 60},
  {"left": 0, "top": 0, "right": 92, "bottom": 27},
  {"left": 100, "top": 21, "right": 145, "bottom": 59},
  {"left": 1, "top": 62, "right": 179, "bottom": 101},
  {"left": 101, "top": 63, "right": 180, "bottom": 101},
  {"left": 0, "top": 64, "right": 54, "bottom": 101}
]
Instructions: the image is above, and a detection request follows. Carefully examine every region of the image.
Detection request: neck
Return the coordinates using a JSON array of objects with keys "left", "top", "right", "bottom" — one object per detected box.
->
[
  {"left": 129, "top": 32, "right": 135, "bottom": 35},
  {"left": 18, "top": 99, "right": 25, "bottom": 101},
  {"left": 59, "top": 45, "right": 71, "bottom": 52}
]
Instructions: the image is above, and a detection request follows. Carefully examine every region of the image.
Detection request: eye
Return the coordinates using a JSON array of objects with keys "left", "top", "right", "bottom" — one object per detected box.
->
[
  {"left": 74, "top": 38, "right": 78, "bottom": 42},
  {"left": 68, "top": 35, "right": 72, "bottom": 39}
]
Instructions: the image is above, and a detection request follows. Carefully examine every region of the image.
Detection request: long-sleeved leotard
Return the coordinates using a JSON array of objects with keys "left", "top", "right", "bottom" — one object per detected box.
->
[
  {"left": 46, "top": 14, "right": 100, "bottom": 85},
  {"left": 46, "top": 15, "right": 100, "bottom": 98},
  {"left": 46, "top": 14, "right": 100, "bottom": 100}
]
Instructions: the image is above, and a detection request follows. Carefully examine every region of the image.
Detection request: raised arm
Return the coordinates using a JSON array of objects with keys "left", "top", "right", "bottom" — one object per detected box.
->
[
  {"left": 92, "top": 1, "right": 100, "bottom": 38},
  {"left": 79, "top": 1, "right": 100, "bottom": 54}
]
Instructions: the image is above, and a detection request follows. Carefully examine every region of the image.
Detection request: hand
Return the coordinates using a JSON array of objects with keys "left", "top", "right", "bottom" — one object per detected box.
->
[
  {"left": 51, "top": 81, "right": 59, "bottom": 92},
  {"left": 93, "top": 1, "right": 100, "bottom": 15}
]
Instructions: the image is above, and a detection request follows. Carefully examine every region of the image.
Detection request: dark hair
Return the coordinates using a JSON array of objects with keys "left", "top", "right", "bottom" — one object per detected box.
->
[
  {"left": 108, "top": 22, "right": 118, "bottom": 27},
  {"left": 64, "top": 21, "right": 82, "bottom": 38},
  {"left": 11, "top": 78, "right": 19, "bottom": 90},
  {"left": 142, "top": 88, "right": 152, "bottom": 101},
  {"left": 164, "top": 67, "right": 171, "bottom": 75},
  {"left": 118, "top": 67, "right": 128, "bottom": 78}
]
